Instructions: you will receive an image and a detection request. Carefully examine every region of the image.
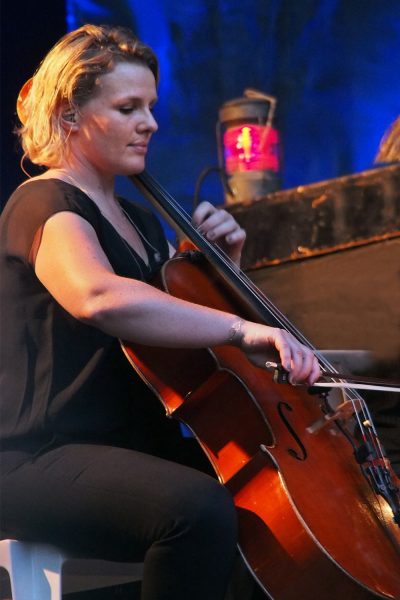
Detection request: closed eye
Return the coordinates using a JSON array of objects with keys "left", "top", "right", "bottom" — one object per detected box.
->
[{"left": 117, "top": 98, "right": 157, "bottom": 115}]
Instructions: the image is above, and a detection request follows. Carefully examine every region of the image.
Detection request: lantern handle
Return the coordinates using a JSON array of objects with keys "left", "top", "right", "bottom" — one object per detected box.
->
[{"left": 244, "top": 88, "right": 276, "bottom": 128}]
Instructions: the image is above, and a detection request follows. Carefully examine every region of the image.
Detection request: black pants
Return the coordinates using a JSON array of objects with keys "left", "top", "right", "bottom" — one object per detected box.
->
[{"left": 0, "top": 441, "right": 238, "bottom": 600}]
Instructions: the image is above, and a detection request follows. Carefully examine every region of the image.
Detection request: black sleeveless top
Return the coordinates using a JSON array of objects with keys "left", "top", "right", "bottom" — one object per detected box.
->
[{"left": 0, "top": 179, "right": 170, "bottom": 452}]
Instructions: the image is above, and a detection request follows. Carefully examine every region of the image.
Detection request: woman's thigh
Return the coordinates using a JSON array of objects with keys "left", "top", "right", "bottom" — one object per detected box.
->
[{"left": 0, "top": 443, "right": 237, "bottom": 562}]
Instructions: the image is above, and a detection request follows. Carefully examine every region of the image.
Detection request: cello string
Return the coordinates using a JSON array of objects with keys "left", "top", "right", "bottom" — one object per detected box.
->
[
  {"left": 146, "top": 175, "right": 375, "bottom": 391},
  {"left": 182, "top": 183, "right": 388, "bottom": 466},
  {"left": 137, "top": 173, "right": 387, "bottom": 462},
  {"left": 137, "top": 176, "right": 400, "bottom": 530},
  {"left": 148, "top": 173, "right": 318, "bottom": 340},
  {"left": 144, "top": 177, "right": 374, "bottom": 389},
  {"left": 143, "top": 173, "right": 322, "bottom": 346}
]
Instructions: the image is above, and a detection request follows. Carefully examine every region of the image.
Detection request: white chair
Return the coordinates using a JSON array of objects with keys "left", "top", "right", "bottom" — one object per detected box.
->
[{"left": 0, "top": 538, "right": 143, "bottom": 599}]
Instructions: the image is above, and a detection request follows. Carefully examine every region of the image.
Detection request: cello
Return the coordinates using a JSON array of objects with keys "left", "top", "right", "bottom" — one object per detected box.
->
[
  {"left": 121, "top": 171, "right": 400, "bottom": 599},
  {"left": 15, "top": 74, "right": 400, "bottom": 598}
]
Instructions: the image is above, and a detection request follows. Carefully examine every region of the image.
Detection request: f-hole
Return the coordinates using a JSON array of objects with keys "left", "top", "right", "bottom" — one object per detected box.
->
[{"left": 277, "top": 401, "right": 307, "bottom": 461}]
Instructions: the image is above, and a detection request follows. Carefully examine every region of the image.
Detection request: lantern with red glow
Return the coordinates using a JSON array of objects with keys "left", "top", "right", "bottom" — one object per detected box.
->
[{"left": 217, "top": 90, "right": 281, "bottom": 204}]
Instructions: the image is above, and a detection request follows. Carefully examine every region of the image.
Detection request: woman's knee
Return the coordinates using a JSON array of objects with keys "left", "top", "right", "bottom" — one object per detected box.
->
[{"left": 175, "top": 474, "right": 237, "bottom": 547}]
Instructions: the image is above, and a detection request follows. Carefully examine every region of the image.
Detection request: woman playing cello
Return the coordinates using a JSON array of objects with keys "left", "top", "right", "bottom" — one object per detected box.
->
[{"left": 0, "top": 24, "right": 320, "bottom": 600}]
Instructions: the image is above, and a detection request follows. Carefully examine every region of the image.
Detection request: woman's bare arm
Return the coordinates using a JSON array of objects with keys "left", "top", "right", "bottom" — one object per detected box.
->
[{"left": 34, "top": 211, "right": 320, "bottom": 384}]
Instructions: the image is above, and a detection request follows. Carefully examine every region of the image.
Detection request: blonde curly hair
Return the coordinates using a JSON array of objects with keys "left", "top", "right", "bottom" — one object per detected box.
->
[
  {"left": 17, "top": 24, "right": 159, "bottom": 168},
  {"left": 375, "top": 116, "right": 400, "bottom": 163}
]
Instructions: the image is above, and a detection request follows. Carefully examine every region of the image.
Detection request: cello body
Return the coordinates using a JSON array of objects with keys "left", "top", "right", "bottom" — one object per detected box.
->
[{"left": 122, "top": 252, "right": 400, "bottom": 599}]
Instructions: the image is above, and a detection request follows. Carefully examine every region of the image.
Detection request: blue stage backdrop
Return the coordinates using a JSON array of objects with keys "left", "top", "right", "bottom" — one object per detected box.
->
[{"left": 66, "top": 0, "right": 400, "bottom": 225}]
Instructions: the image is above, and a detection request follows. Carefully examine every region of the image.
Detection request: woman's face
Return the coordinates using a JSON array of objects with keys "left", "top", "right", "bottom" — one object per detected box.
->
[{"left": 70, "top": 61, "right": 158, "bottom": 176}]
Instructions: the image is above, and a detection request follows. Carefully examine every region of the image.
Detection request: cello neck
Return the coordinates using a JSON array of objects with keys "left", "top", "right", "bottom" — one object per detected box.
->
[{"left": 131, "top": 170, "right": 292, "bottom": 330}]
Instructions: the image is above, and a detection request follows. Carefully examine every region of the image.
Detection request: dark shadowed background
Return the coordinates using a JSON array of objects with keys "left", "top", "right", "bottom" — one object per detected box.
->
[{"left": 2, "top": 0, "right": 400, "bottom": 213}]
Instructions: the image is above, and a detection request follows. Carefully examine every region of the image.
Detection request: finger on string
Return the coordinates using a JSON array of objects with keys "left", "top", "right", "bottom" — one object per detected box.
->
[
  {"left": 192, "top": 202, "right": 217, "bottom": 227},
  {"left": 225, "top": 228, "right": 246, "bottom": 245},
  {"left": 204, "top": 219, "right": 239, "bottom": 242}
]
